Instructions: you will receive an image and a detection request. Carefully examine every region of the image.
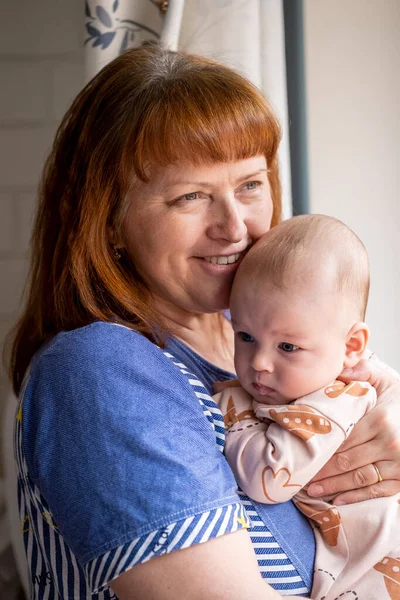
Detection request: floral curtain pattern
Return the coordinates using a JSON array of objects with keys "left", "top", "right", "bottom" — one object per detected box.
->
[
  {"left": 84, "top": 0, "right": 292, "bottom": 216},
  {"left": 84, "top": 0, "right": 164, "bottom": 79}
]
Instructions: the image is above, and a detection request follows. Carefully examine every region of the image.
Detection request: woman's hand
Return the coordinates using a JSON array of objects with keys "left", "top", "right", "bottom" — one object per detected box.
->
[{"left": 307, "top": 358, "right": 400, "bottom": 505}]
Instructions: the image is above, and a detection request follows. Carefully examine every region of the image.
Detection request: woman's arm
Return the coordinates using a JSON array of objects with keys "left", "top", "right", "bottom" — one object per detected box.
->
[
  {"left": 111, "top": 529, "right": 301, "bottom": 600},
  {"left": 308, "top": 359, "right": 400, "bottom": 504}
]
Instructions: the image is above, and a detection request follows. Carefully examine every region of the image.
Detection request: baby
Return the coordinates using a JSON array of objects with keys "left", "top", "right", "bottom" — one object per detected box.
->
[{"left": 215, "top": 214, "right": 400, "bottom": 600}]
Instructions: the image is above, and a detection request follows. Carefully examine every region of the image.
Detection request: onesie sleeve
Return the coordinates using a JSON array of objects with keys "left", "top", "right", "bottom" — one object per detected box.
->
[
  {"left": 22, "top": 323, "right": 247, "bottom": 593},
  {"left": 215, "top": 382, "right": 376, "bottom": 505}
]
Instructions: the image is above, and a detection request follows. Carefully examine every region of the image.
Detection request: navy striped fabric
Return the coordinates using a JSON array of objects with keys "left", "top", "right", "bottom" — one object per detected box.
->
[{"left": 238, "top": 492, "right": 308, "bottom": 595}]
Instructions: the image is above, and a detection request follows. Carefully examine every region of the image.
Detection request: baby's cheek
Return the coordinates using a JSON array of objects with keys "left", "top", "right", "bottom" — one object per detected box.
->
[
  {"left": 234, "top": 358, "right": 252, "bottom": 396},
  {"left": 281, "top": 366, "right": 318, "bottom": 399},
  {"left": 234, "top": 342, "right": 251, "bottom": 368}
]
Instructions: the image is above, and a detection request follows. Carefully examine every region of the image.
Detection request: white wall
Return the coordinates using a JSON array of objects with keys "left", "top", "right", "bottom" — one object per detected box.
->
[
  {"left": 304, "top": 0, "right": 400, "bottom": 370},
  {"left": 0, "top": 0, "right": 84, "bottom": 453}
]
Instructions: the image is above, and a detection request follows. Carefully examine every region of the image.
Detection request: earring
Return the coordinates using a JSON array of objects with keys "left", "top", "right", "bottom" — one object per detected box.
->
[
  {"left": 156, "top": 0, "right": 168, "bottom": 11},
  {"left": 113, "top": 247, "right": 122, "bottom": 260}
]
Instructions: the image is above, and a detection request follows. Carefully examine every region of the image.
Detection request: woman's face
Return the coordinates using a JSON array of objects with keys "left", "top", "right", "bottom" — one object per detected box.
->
[{"left": 122, "top": 155, "right": 273, "bottom": 315}]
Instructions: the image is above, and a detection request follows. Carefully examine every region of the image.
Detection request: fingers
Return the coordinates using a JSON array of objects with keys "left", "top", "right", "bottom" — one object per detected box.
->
[
  {"left": 338, "top": 359, "right": 400, "bottom": 396},
  {"left": 310, "top": 440, "right": 383, "bottom": 481},
  {"left": 338, "top": 359, "right": 371, "bottom": 383},
  {"left": 333, "top": 480, "right": 400, "bottom": 505},
  {"left": 308, "top": 462, "right": 387, "bottom": 499}
]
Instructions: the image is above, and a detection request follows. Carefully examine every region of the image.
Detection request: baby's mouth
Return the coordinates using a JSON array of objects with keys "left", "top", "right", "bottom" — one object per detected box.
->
[{"left": 253, "top": 382, "right": 276, "bottom": 395}]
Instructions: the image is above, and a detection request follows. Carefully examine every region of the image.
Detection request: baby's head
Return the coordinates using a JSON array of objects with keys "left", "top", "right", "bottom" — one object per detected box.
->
[{"left": 230, "top": 214, "right": 370, "bottom": 405}]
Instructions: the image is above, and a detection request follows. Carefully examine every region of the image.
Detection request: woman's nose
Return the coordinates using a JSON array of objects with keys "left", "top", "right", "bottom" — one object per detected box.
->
[
  {"left": 251, "top": 349, "right": 274, "bottom": 373},
  {"left": 207, "top": 196, "right": 248, "bottom": 243}
]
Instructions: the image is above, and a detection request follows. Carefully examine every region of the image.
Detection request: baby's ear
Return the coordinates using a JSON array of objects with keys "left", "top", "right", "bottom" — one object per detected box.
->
[{"left": 344, "top": 322, "right": 369, "bottom": 368}]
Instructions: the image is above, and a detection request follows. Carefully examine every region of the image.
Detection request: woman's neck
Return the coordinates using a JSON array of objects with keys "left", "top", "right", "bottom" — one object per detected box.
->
[{"left": 156, "top": 301, "right": 235, "bottom": 373}]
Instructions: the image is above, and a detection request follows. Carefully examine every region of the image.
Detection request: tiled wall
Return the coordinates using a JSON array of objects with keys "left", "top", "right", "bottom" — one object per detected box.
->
[{"left": 0, "top": 0, "right": 84, "bottom": 464}]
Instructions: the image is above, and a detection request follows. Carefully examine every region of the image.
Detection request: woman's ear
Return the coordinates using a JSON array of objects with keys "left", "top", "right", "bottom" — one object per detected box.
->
[
  {"left": 108, "top": 226, "right": 118, "bottom": 246},
  {"left": 344, "top": 322, "right": 370, "bottom": 368},
  {"left": 108, "top": 226, "right": 124, "bottom": 250}
]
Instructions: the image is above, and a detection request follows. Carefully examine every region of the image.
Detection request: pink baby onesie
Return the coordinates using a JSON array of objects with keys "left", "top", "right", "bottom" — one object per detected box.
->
[{"left": 215, "top": 381, "right": 400, "bottom": 600}]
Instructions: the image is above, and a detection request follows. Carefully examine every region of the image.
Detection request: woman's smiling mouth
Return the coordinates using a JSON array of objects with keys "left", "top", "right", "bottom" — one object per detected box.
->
[{"left": 204, "top": 253, "right": 242, "bottom": 265}]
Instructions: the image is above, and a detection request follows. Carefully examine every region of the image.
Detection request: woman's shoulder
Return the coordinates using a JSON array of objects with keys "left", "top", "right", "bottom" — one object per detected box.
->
[
  {"left": 26, "top": 322, "right": 219, "bottom": 425},
  {"left": 23, "top": 321, "right": 224, "bottom": 484},
  {"left": 38, "top": 321, "right": 159, "bottom": 360},
  {"left": 26, "top": 322, "right": 200, "bottom": 419},
  {"left": 31, "top": 322, "right": 174, "bottom": 380}
]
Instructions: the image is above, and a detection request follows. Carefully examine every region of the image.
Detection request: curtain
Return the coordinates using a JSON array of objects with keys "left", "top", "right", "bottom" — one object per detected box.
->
[{"left": 84, "top": 0, "right": 292, "bottom": 217}]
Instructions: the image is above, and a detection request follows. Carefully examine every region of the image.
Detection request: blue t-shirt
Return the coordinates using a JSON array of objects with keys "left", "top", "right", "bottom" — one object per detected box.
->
[{"left": 15, "top": 322, "right": 314, "bottom": 598}]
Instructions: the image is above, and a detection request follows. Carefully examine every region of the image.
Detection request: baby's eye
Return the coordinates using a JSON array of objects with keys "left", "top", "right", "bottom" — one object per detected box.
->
[
  {"left": 239, "top": 331, "right": 255, "bottom": 342},
  {"left": 278, "top": 342, "right": 299, "bottom": 353}
]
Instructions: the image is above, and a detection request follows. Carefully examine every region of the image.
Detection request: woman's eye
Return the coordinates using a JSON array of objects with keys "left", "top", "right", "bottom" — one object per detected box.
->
[
  {"left": 182, "top": 192, "right": 199, "bottom": 201},
  {"left": 244, "top": 181, "right": 259, "bottom": 191},
  {"left": 239, "top": 331, "right": 255, "bottom": 342},
  {"left": 278, "top": 342, "right": 299, "bottom": 353}
]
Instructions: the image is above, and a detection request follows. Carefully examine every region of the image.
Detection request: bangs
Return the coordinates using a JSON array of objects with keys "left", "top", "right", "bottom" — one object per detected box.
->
[{"left": 126, "top": 72, "right": 281, "bottom": 181}]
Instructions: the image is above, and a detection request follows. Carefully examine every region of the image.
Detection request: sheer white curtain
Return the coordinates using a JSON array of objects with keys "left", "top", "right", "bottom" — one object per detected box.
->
[{"left": 84, "top": 0, "right": 292, "bottom": 216}]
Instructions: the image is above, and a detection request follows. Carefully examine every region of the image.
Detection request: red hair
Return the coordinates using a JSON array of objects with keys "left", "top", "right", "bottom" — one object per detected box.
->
[{"left": 8, "top": 46, "right": 282, "bottom": 394}]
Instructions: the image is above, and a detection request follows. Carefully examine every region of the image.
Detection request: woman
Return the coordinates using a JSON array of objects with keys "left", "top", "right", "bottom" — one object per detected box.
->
[{"left": 9, "top": 47, "right": 400, "bottom": 600}]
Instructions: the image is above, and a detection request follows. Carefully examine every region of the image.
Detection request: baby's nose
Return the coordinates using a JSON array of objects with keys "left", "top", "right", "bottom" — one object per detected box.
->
[{"left": 251, "top": 351, "right": 274, "bottom": 373}]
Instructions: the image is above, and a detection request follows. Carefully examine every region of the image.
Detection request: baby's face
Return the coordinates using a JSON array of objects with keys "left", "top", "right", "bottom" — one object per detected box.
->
[{"left": 230, "top": 279, "right": 352, "bottom": 405}]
